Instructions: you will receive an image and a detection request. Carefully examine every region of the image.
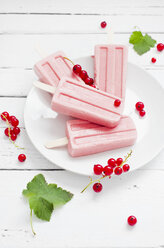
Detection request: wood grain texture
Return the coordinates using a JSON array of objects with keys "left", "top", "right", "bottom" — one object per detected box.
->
[
  {"left": 0, "top": 170, "right": 164, "bottom": 247},
  {"left": 1, "top": 0, "right": 164, "bottom": 15}
]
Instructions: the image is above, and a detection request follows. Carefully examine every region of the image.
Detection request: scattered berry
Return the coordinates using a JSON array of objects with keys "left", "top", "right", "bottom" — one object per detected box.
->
[
  {"left": 18, "top": 154, "right": 26, "bottom": 162},
  {"left": 127, "top": 216, "right": 137, "bottom": 226},
  {"left": 139, "top": 110, "right": 146, "bottom": 117},
  {"left": 73, "top": 64, "right": 82, "bottom": 74},
  {"left": 151, "top": 57, "right": 156, "bottom": 63},
  {"left": 94, "top": 164, "right": 103, "bottom": 175},
  {"left": 4, "top": 128, "right": 13, "bottom": 137},
  {"left": 85, "top": 77, "right": 94, "bottom": 86},
  {"left": 114, "top": 166, "right": 123, "bottom": 175},
  {"left": 1, "top": 112, "right": 10, "bottom": 121},
  {"left": 79, "top": 70, "right": 88, "bottom": 81},
  {"left": 114, "top": 99, "right": 121, "bottom": 107},
  {"left": 123, "top": 164, "right": 130, "bottom": 172},
  {"left": 11, "top": 133, "right": 17, "bottom": 141},
  {"left": 135, "top": 102, "right": 144, "bottom": 111},
  {"left": 10, "top": 117, "right": 19, "bottom": 127},
  {"left": 157, "top": 43, "right": 164, "bottom": 52},
  {"left": 108, "top": 158, "right": 116, "bottom": 168},
  {"left": 103, "top": 165, "right": 113, "bottom": 176},
  {"left": 116, "top": 158, "right": 123, "bottom": 166},
  {"left": 93, "top": 183, "right": 103, "bottom": 193},
  {"left": 100, "top": 21, "right": 107, "bottom": 29},
  {"left": 13, "top": 127, "right": 20, "bottom": 135}
]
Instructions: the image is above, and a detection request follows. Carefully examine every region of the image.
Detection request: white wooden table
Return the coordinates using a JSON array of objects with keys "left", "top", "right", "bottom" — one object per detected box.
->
[{"left": 0, "top": 0, "right": 164, "bottom": 247}]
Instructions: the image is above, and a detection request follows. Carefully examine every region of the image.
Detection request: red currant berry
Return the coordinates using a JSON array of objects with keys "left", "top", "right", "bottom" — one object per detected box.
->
[
  {"left": 4, "top": 128, "right": 13, "bottom": 137},
  {"left": 100, "top": 21, "right": 107, "bottom": 28},
  {"left": 94, "top": 164, "right": 103, "bottom": 175},
  {"left": 157, "top": 43, "right": 164, "bottom": 52},
  {"left": 103, "top": 165, "right": 113, "bottom": 176},
  {"left": 1, "top": 112, "right": 10, "bottom": 121},
  {"left": 116, "top": 158, "right": 123, "bottom": 166},
  {"left": 11, "top": 133, "right": 17, "bottom": 141},
  {"left": 139, "top": 110, "right": 146, "bottom": 117},
  {"left": 114, "top": 99, "right": 121, "bottom": 107},
  {"left": 79, "top": 70, "right": 88, "bottom": 81},
  {"left": 13, "top": 127, "right": 20, "bottom": 135},
  {"left": 11, "top": 117, "right": 19, "bottom": 127},
  {"left": 73, "top": 64, "right": 82, "bottom": 74},
  {"left": 108, "top": 158, "right": 116, "bottom": 168},
  {"left": 151, "top": 57, "right": 156, "bottom": 63},
  {"left": 9, "top": 115, "right": 16, "bottom": 123},
  {"left": 135, "top": 102, "right": 144, "bottom": 111},
  {"left": 123, "top": 164, "right": 130, "bottom": 172},
  {"left": 127, "top": 216, "right": 137, "bottom": 226},
  {"left": 85, "top": 77, "right": 94, "bottom": 86},
  {"left": 18, "top": 154, "right": 26, "bottom": 162},
  {"left": 114, "top": 166, "right": 123, "bottom": 175},
  {"left": 93, "top": 183, "right": 103, "bottom": 193}
]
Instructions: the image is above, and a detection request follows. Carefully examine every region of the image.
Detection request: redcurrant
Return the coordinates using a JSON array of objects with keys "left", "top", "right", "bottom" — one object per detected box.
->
[
  {"left": 108, "top": 158, "right": 116, "bottom": 168},
  {"left": 73, "top": 64, "right": 82, "bottom": 74},
  {"left": 93, "top": 183, "right": 103, "bottom": 193},
  {"left": 94, "top": 164, "right": 103, "bottom": 175},
  {"left": 116, "top": 158, "right": 123, "bottom": 166},
  {"left": 139, "top": 110, "right": 146, "bottom": 117},
  {"left": 127, "top": 216, "right": 137, "bottom": 226},
  {"left": 135, "top": 102, "right": 144, "bottom": 111},
  {"left": 18, "top": 154, "right": 26, "bottom": 162},
  {"left": 123, "top": 164, "right": 130, "bottom": 172},
  {"left": 1, "top": 112, "right": 9, "bottom": 121},
  {"left": 103, "top": 165, "right": 113, "bottom": 176},
  {"left": 101, "top": 21, "right": 107, "bottom": 28},
  {"left": 157, "top": 43, "right": 164, "bottom": 52},
  {"left": 114, "top": 99, "right": 121, "bottom": 107},
  {"left": 114, "top": 167, "right": 123, "bottom": 175}
]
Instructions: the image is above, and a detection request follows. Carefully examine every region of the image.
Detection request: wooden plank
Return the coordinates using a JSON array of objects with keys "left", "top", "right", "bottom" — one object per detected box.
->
[
  {"left": 0, "top": 67, "right": 164, "bottom": 97},
  {"left": 1, "top": 0, "right": 164, "bottom": 15},
  {"left": 0, "top": 14, "right": 164, "bottom": 34},
  {"left": 0, "top": 170, "right": 164, "bottom": 247},
  {"left": 0, "top": 33, "right": 163, "bottom": 69}
]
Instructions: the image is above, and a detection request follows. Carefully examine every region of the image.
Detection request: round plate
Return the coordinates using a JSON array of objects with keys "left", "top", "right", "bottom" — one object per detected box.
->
[{"left": 24, "top": 56, "right": 164, "bottom": 176}]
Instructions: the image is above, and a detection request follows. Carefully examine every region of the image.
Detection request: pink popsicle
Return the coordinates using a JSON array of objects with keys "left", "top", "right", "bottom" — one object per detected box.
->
[
  {"left": 66, "top": 116, "right": 137, "bottom": 157},
  {"left": 51, "top": 77, "right": 124, "bottom": 128},
  {"left": 94, "top": 45, "right": 128, "bottom": 98},
  {"left": 34, "top": 51, "right": 82, "bottom": 87}
]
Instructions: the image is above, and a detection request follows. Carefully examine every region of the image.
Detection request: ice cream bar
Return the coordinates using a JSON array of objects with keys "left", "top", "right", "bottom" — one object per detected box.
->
[
  {"left": 34, "top": 51, "right": 82, "bottom": 87},
  {"left": 94, "top": 45, "right": 128, "bottom": 98},
  {"left": 51, "top": 77, "right": 124, "bottom": 128},
  {"left": 45, "top": 116, "right": 137, "bottom": 157}
]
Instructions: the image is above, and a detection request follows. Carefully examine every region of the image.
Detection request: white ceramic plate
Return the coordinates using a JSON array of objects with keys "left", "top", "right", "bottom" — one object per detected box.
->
[{"left": 24, "top": 56, "right": 164, "bottom": 176}]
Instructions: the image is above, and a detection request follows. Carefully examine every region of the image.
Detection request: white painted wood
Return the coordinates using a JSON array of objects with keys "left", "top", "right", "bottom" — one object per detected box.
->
[
  {"left": 45, "top": 137, "right": 68, "bottom": 149},
  {"left": 0, "top": 170, "right": 164, "bottom": 247},
  {"left": 1, "top": 0, "right": 164, "bottom": 15},
  {"left": 0, "top": 0, "right": 164, "bottom": 246},
  {"left": 0, "top": 14, "right": 164, "bottom": 34},
  {"left": 0, "top": 34, "right": 164, "bottom": 69}
]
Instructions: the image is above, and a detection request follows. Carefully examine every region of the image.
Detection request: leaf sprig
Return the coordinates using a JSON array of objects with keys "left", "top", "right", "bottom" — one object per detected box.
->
[
  {"left": 129, "top": 31, "right": 156, "bottom": 55},
  {"left": 23, "top": 174, "right": 73, "bottom": 235}
]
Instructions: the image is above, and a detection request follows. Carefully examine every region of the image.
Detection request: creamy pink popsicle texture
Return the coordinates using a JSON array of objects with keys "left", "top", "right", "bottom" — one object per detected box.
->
[
  {"left": 66, "top": 117, "right": 137, "bottom": 157},
  {"left": 34, "top": 51, "right": 82, "bottom": 87},
  {"left": 51, "top": 77, "right": 123, "bottom": 128},
  {"left": 94, "top": 45, "right": 128, "bottom": 99}
]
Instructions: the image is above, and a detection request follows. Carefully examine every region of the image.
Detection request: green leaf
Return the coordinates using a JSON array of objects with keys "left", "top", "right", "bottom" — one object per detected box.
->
[
  {"left": 133, "top": 39, "right": 150, "bottom": 55},
  {"left": 143, "top": 34, "right": 156, "bottom": 47},
  {"left": 129, "top": 31, "right": 143, "bottom": 44},
  {"left": 22, "top": 174, "right": 73, "bottom": 234},
  {"left": 129, "top": 30, "right": 156, "bottom": 55}
]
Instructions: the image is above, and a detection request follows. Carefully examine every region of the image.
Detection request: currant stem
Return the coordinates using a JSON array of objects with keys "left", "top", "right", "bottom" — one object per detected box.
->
[
  {"left": 63, "top": 57, "right": 75, "bottom": 66},
  {"left": 30, "top": 209, "right": 36, "bottom": 236},
  {"left": 81, "top": 176, "right": 106, "bottom": 193},
  {"left": 81, "top": 150, "right": 133, "bottom": 193},
  {"left": 1, "top": 113, "right": 24, "bottom": 150}
]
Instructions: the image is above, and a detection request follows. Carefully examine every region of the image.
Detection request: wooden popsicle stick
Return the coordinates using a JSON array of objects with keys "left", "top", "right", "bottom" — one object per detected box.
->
[
  {"left": 33, "top": 80, "right": 56, "bottom": 94},
  {"left": 107, "top": 24, "right": 114, "bottom": 44},
  {"left": 45, "top": 137, "right": 68, "bottom": 149}
]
